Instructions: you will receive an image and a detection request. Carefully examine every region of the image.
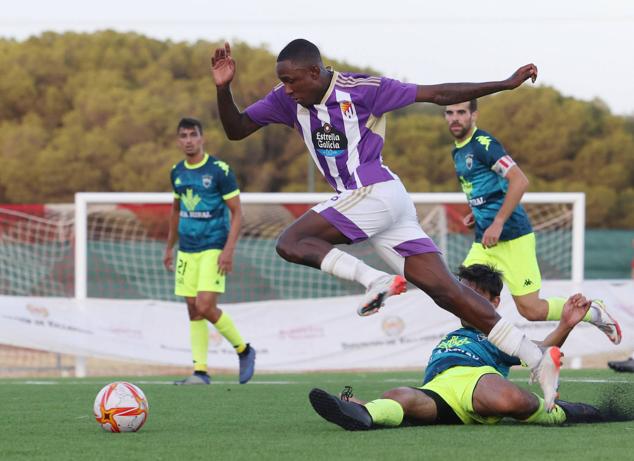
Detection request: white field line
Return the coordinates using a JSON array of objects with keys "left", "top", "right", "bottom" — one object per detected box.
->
[{"left": 0, "top": 377, "right": 632, "bottom": 385}]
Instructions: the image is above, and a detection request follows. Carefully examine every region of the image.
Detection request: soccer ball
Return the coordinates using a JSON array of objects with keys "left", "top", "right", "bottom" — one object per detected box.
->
[{"left": 93, "top": 382, "right": 149, "bottom": 432}]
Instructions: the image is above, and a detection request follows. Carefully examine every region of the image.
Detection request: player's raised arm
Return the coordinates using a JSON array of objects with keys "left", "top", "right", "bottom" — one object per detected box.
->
[
  {"left": 415, "top": 64, "right": 538, "bottom": 105},
  {"left": 211, "top": 42, "right": 261, "bottom": 140}
]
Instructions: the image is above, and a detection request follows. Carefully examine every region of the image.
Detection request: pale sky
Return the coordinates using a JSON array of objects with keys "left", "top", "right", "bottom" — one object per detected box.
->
[{"left": 3, "top": 0, "right": 634, "bottom": 114}]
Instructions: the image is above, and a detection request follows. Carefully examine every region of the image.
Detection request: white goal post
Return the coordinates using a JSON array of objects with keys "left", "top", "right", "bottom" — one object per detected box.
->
[
  {"left": 0, "top": 191, "right": 585, "bottom": 377},
  {"left": 74, "top": 191, "right": 585, "bottom": 301}
]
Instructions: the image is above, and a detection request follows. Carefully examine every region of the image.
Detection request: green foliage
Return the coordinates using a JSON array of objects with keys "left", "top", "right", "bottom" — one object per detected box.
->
[{"left": 1, "top": 32, "right": 633, "bottom": 226}]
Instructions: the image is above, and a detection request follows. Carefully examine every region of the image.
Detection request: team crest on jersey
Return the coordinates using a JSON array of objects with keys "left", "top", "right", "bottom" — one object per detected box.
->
[
  {"left": 465, "top": 153, "right": 474, "bottom": 170},
  {"left": 312, "top": 123, "right": 348, "bottom": 157},
  {"left": 202, "top": 175, "right": 213, "bottom": 188},
  {"left": 339, "top": 101, "right": 355, "bottom": 119}
]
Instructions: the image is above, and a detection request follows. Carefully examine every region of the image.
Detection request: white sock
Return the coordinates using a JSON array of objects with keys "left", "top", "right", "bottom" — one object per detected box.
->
[
  {"left": 320, "top": 248, "right": 387, "bottom": 288},
  {"left": 487, "top": 319, "right": 542, "bottom": 368}
]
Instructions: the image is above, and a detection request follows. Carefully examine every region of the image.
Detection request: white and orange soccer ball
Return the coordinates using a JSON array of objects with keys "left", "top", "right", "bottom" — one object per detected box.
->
[{"left": 93, "top": 381, "right": 149, "bottom": 432}]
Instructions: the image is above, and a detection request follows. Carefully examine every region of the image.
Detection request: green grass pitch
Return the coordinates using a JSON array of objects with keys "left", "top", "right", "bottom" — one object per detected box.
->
[{"left": 1, "top": 369, "right": 633, "bottom": 461}]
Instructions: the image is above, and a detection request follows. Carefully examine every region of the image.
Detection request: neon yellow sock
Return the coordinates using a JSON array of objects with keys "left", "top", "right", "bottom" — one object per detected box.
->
[
  {"left": 190, "top": 320, "right": 209, "bottom": 372},
  {"left": 364, "top": 399, "right": 404, "bottom": 427},
  {"left": 214, "top": 312, "right": 246, "bottom": 354},
  {"left": 546, "top": 297, "right": 592, "bottom": 322},
  {"left": 522, "top": 395, "right": 566, "bottom": 425},
  {"left": 545, "top": 297, "right": 566, "bottom": 321}
]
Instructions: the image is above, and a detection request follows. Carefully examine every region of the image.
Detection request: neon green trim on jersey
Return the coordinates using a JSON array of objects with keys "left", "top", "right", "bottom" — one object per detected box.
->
[
  {"left": 459, "top": 176, "right": 473, "bottom": 199},
  {"left": 184, "top": 153, "right": 209, "bottom": 169},
  {"left": 222, "top": 189, "right": 240, "bottom": 201},
  {"left": 454, "top": 126, "right": 478, "bottom": 148},
  {"left": 214, "top": 160, "right": 230, "bottom": 176}
]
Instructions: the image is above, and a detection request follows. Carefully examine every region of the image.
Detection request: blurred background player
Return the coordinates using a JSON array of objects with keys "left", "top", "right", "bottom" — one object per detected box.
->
[
  {"left": 444, "top": 100, "right": 621, "bottom": 345},
  {"left": 309, "top": 264, "right": 603, "bottom": 430},
  {"left": 164, "top": 117, "right": 256, "bottom": 385},
  {"left": 210, "top": 38, "right": 562, "bottom": 409}
]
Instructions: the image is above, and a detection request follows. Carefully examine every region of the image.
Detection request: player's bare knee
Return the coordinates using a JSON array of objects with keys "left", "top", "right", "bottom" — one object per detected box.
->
[
  {"left": 194, "top": 300, "right": 214, "bottom": 318},
  {"left": 382, "top": 387, "right": 415, "bottom": 406},
  {"left": 275, "top": 234, "right": 300, "bottom": 263},
  {"left": 494, "top": 387, "right": 532, "bottom": 415}
]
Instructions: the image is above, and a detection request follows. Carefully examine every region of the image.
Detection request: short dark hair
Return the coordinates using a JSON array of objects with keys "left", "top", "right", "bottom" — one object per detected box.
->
[
  {"left": 277, "top": 39, "right": 322, "bottom": 65},
  {"left": 468, "top": 99, "right": 478, "bottom": 112},
  {"left": 457, "top": 264, "right": 503, "bottom": 298},
  {"left": 177, "top": 117, "right": 203, "bottom": 134}
]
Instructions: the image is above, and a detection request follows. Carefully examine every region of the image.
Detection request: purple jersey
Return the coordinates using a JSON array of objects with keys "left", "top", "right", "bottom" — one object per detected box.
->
[{"left": 245, "top": 71, "right": 417, "bottom": 192}]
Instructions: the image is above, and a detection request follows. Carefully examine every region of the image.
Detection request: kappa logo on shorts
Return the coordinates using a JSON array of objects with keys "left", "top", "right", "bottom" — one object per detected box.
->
[
  {"left": 523, "top": 278, "right": 533, "bottom": 287},
  {"left": 312, "top": 123, "right": 348, "bottom": 157}
]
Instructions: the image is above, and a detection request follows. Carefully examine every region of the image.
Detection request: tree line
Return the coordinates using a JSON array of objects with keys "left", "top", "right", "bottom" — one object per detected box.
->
[{"left": 0, "top": 31, "right": 633, "bottom": 227}]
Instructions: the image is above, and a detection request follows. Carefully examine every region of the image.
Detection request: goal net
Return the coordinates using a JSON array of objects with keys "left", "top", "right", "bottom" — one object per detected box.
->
[
  {"left": 0, "top": 192, "right": 584, "bottom": 376},
  {"left": 73, "top": 192, "right": 583, "bottom": 303},
  {"left": 0, "top": 193, "right": 584, "bottom": 301}
]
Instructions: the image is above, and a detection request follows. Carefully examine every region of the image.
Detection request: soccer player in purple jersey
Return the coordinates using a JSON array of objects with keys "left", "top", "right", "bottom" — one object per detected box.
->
[{"left": 211, "top": 39, "right": 560, "bottom": 410}]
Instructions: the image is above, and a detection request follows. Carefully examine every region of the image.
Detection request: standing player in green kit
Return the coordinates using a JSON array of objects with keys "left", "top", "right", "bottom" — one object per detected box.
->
[
  {"left": 164, "top": 117, "right": 256, "bottom": 385},
  {"left": 444, "top": 100, "right": 621, "bottom": 344}
]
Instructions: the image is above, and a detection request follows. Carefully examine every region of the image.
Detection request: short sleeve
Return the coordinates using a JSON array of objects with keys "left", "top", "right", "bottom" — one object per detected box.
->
[
  {"left": 245, "top": 88, "right": 295, "bottom": 128},
  {"left": 473, "top": 134, "right": 516, "bottom": 177},
  {"left": 371, "top": 77, "right": 417, "bottom": 116},
  {"left": 213, "top": 160, "right": 240, "bottom": 200}
]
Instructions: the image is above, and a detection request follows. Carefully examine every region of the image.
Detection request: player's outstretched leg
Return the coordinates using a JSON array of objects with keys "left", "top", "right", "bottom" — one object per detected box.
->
[
  {"left": 403, "top": 253, "right": 561, "bottom": 407},
  {"left": 554, "top": 399, "right": 604, "bottom": 423},
  {"left": 238, "top": 343, "right": 256, "bottom": 384},
  {"left": 357, "top": 274, "right": 407, "bottom": 316},
  {"left": 588, "top": 300, "right": 622, "bottom": 345},
  {"left": 277, "top": 211, "right": 406, "bottom": 316},
  {"left": 309, "top": 388, "right": 373, "bottom": 431}
]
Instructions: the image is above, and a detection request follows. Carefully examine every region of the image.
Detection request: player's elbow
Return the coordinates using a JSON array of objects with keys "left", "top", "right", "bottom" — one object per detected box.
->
[{"left": 225, "top": 130, "right": 247, "bottom": 141}]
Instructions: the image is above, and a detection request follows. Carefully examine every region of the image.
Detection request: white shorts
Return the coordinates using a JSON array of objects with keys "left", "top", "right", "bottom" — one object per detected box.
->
[{"left": 312, "top": 180, "right": 440, "bottom": 274}]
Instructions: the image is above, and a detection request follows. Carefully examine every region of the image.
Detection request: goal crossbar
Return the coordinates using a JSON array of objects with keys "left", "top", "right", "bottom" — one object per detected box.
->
[{"left": 74, "top": 191, "right": 585, "bottom": 301}]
